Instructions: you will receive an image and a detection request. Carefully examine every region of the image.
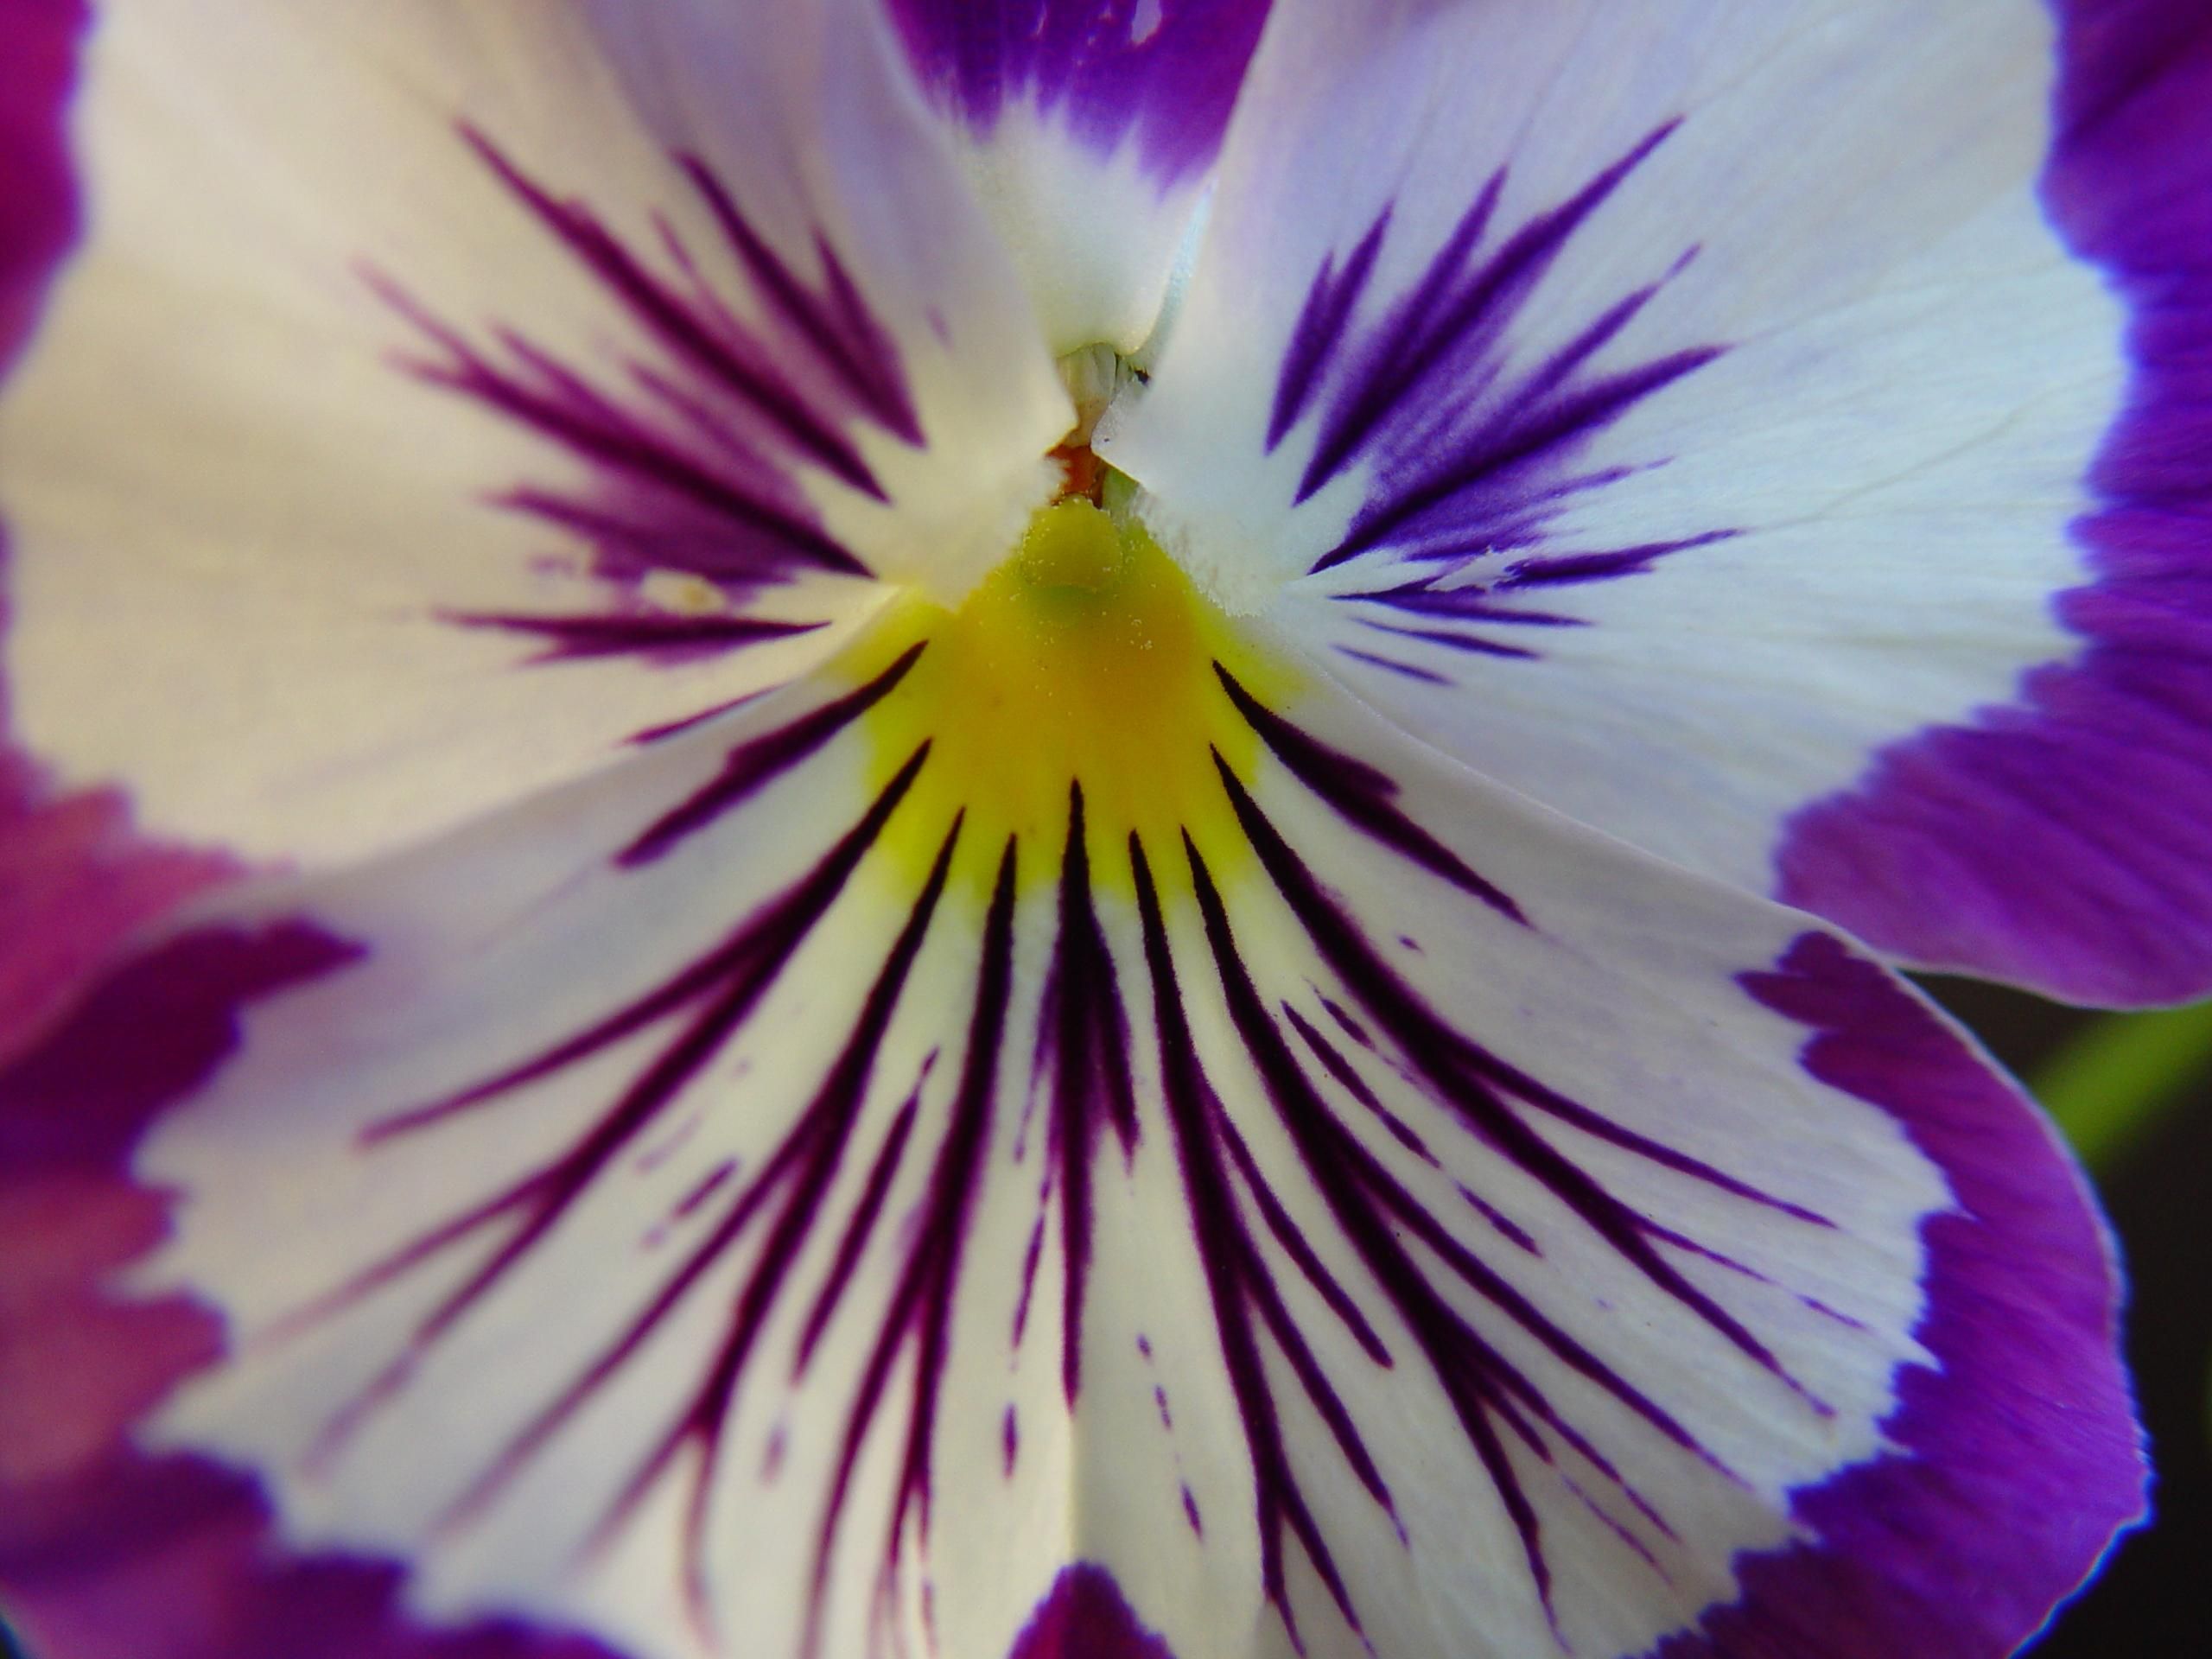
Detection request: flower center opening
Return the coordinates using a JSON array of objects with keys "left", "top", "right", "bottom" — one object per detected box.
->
[{"left": 845, "top": 493, "right": 1289, "bottom": 902}]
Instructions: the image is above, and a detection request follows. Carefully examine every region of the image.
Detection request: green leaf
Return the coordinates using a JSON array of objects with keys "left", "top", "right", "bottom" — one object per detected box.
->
[{"left": 2031, "top": 1000, "right": 2212, "bottom": 1171}]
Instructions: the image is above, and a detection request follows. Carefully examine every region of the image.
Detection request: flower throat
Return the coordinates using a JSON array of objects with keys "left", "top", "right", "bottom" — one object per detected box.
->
[{"left": 848, "top": 482, "right": 1286, "bottom": 903}]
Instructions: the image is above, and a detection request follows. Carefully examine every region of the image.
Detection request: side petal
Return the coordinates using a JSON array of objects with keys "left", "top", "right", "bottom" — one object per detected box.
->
[
  {"left": 885, "top": 1, "right": 1273, "bottom": 357},
  {"left": 0, "top": 0, "right": 1067, "bottom": 871},
  {"left": 2, "top": 658, "right": 1122, "bottom": 1659},
  {"left": 1103, "top": 0, "right": 2207, "bottom": 1002},
  {"left": 0, "top": 0, "right": 232, "bottom": 1060},
  {"left": 0, "top": 0, "right": 79, "bottom": 369},
  {"left": 0, "top": 620, "right": 2139, "bottom": 1659},
  {"left": 1777, "top": 0, "right": 2212, "bottom": 1003}
]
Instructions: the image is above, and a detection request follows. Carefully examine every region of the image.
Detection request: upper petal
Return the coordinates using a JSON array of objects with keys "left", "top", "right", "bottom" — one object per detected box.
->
[
  {"left": 1778, "top": 0, "right": 2212, "bottom": 1003},
  {"left": 1103, "top": 0, "right": 2212, "bottom": 1003},
  {"left": 0, "top": 0, "right": 1069, "bottom": 873},
  {"left": 885, "top": 1, "right": 1274, "bottom": 357}
]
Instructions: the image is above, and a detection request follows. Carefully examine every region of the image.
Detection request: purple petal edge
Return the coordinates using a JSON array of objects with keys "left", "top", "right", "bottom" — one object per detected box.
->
[
  {"left": 0, "top": 926, "right": 635, "bottom": 1659},
  {"left": 1643, "top": 932, "right": 2143, "bottom": 1659},
  {"left": 887, "top": 0, "right": 1270, "bottom": 186},
  {"left": 1777, "top": 1, "right": 2212, "bottom": 1005},
  {"left": 0, "top": 0, "right": 80, "bottom": 375},
  {"left": 1005, "top": 1564, "right": 1179, "bottom": 1659},
  {"left": 0, "top": 0, "right": 238, "bottom": 1067}
]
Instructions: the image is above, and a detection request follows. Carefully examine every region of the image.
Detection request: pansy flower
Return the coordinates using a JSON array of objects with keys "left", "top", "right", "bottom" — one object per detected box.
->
[{"left": 0, "top": 2, "right": 2202, "bottom": 1656}]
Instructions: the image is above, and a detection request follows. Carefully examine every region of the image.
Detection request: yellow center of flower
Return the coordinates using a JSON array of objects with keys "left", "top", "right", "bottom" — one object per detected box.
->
[{"left": 850, "top": 497, "right": 1288, "bottom": 900}]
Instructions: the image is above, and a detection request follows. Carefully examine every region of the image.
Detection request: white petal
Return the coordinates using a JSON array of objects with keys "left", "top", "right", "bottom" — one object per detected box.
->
[
  {"left": 1101, "top": 0, "right": 2127, "bottom": 965},
  {"left": 7, "top": 631, "right": 2133, "bottom": 1659},
  {"left": 0, "top": 0, "right": 1067, "bottom": 869}
]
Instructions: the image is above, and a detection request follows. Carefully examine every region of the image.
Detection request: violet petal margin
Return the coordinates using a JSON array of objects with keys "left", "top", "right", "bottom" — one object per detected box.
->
[
  {"left": 1644, "top": 933, "right": 2144, "bottom": 1659},
  {"left": 0, "top": 0, "right": 232, "bottom": 1067},
  {"left": 0, "top": 0, "right": 79, "bottom": 373},
  {"left": 1005, "top": 1567, "right": 1177, "bottom": 1659},
  {"left": 1777, "top": 0, "right": 2212, "bottom": 1006},
  {"left": 0, "top": 925, "right": 632, "bottom": 1659},
  {"left": 885, "top": 0, "right": 1271, "bottom": 185}
]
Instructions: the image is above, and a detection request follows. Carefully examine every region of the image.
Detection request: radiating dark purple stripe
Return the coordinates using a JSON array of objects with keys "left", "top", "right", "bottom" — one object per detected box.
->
[
  {"left": 443, "top": 607, "right": 823, "bottom": 665},
  {"left": 1324, "top": 344, "right": 1725, "bottom": 570},
  {"left": 362, "top": 743, "right": 931, "bottom": 1143},
  {"left": 1361, "top": 620, "right": 1538, "bottom": 660},
  {"left": 1333, "top": 645, "right": 1450, "bottom": 683},
  {"left": 462, "top": 127, "right": 887, "bottom": 501},
  {"left": 1211, "top": 1108, "right": 1394, "bottom": 1368},
  {"left": 1214, "top": 664, "right": 1525, "bottom": 922},
  {"left": 1499, "top": 530, "right": 1736, "bottom": 589},
  {"left": 796, "top": 1089, "right": 922, "bottom": 1370},
  {"left": 1268, "top": 212, "right": 1390, "bottom": 451},
  {"left": 1037, "top": 784, "right": 1139, "bottom": 1401},
  {"left": 620, "top": 643, "right": 925, "bottom": 866},
  {"left": 370, "top": 126, "right": 951, "bottom": 674},
  {"left": 625, "top": 688, "right": 773, "bottom": 747},
  {"left": 1185, "top": 836, "right": 1708, "bottom": 1615},
  {"left": 1294, "top": 129, "right": 1677, "bottom": 504},
  {"left": 264, "top": 754, "right": 942, "bottom": 1489},
  {"left": 1211, "top": 704, "right": 1832, "bottom": 1224},
  {"left": 1261, "top": 121, "right": 1733, "bottom": 665},
  {"left": 676, "top": 159, "right": 923, "bottom": 446},
  {"left": 558, "top": 821, "right": 965, "bottom": 1617},
  {"left": 1287, "top": 172, "right": 1506, "bottom": 491},
  {"left": 1129, "top": 832, "right": 1374, "bottom": 1645},
  {"left": 376, "top": 270, "right": 869, "bottom": 580},
  {"left": 807, "top": 839, "right": 1020, "bottom": 1656},
  {"left": 1281, "top": 1001, "right": 1438, "bottom": 1166},
  {"left": 1335, "top": 577, "right": 1584, "bottom": 628},
  {"left": 1210, "top": 756, "right": 1808, "bottom": 1388}
]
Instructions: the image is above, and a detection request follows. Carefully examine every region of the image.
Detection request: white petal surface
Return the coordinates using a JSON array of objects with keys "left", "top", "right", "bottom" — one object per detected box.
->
[
  {"left": 1103, "top": 0, "right": 2124, "bottom": 899},
  {"left": 127, "top": 673, "right": 1076, "bottom": 1659},
  {"left": 0, "top": 0, "right": 1068, "bottom": 870},
  {"left": 54, "top": 631, "right": 2119, "bottom": 1659}
]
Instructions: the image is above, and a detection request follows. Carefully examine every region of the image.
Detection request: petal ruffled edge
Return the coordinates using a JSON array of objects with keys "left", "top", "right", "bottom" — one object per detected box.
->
[
  {"left": 0, "top": 0, "right": 79, "bottom": 372},
  {"left": 0, "top": 0, "right": 235, "bottom": 1065},
  {"left": 0, "top": 925, "right": 635, "bottom": 1659},
  {"left": 1777, "top": 1, "right": 2212, "bottom": 1006},
  {"left": 885, "top": 0, "right": 1270, "bottom": 189},
  {"left": 1645, "top": 933, "right": 2145, "bottom": 1659}
]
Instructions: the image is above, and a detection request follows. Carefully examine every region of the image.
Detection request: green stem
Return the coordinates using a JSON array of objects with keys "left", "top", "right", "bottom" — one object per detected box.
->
[{"left": 2030, "top": 1000, "right": 2212, "bottom": 1170}]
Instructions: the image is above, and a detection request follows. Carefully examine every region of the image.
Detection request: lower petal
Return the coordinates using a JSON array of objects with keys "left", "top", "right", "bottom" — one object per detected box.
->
[{"left": 0, "top": 621, "right": 2139, "bottom": 1659}]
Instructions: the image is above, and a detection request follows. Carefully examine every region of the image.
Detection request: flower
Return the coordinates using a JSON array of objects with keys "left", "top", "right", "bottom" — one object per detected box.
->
[{"left": 0, "top": 3, "right": 2200, "bottom": 1657}]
